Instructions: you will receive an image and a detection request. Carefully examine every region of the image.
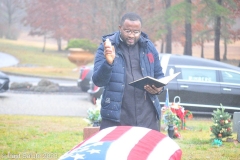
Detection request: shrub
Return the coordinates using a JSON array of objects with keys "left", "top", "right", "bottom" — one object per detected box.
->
[
  {"left": 66, "top": 39, "right": 98, "bottom": 54},
  {"left": 10, "top": 82, "right": 33, "bottom": 89},
  {"left": 30, "top": 79, "right": 59, "bottom": 92}
]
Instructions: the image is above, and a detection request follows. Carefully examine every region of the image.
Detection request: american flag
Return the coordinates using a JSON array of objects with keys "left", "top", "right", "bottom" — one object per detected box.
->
[{"left": 59, "top": 126, "right": 182, "bottom": 160}]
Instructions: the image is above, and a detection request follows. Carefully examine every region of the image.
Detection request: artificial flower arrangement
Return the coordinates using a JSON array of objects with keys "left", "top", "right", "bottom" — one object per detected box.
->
[
  {"left": 86, "top": 96, "right": 102, "bottom": 126},
  {"left": 162, "top": 107, "right": 182, "bottom": 138},
  {"left": 162, "top": 103, "right": 193, "bottom": 138},
  {"left": 162, "top": 107, "right": 181, "bottom": 126},
  {"left": 170, "top": 102, "right": 193, "bottom": 130}
]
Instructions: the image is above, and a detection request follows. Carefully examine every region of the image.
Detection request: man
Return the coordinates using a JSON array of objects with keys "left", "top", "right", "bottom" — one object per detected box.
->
[{"left": 92, "top": 12, "right": 164, "bottom": 131}]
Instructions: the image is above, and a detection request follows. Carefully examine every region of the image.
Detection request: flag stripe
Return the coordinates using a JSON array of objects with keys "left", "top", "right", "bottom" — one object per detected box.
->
[
  {"left": 101, "top": 125, "right": 132, "bottom": 141},
  {"left": 147, "top": 136, "right": 181, "bottom": 160},
  {"left": 105, "top": 127, "right": 151, "bottom": 160},
  {"left": 169, "top": 149, "right": 182, "bottom": 160},
  {"left": 81, "top": 126, "right": 116, "bottom": 146},
  {"left": 127, "top": 130, "right": 166, "bottom": 160}
]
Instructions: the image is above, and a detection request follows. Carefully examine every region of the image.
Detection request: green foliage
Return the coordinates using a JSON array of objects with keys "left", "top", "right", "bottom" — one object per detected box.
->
[
  {"left": 165, "top": 2, "right": 191, "bottom": 24},
  {"left": 162, "top": 108, "right": 181, "bottom": 126},
  {"left": 66, "top": 39, "right": 98, "bottom": 54},
  {"left": 200, "top": 0, "right": 231, "bottom": 20},
  {"left": 86, "top": 97, "right": 102, "bottom": 126},
  {"left": 86, "top": 107, "right": 101, "bottom": 125},
  {"left": 210, "top": 105, "right": 232, "bottom": 140},
  {"left": 164, "top": 1, "right": 199, "bottom": 25}
]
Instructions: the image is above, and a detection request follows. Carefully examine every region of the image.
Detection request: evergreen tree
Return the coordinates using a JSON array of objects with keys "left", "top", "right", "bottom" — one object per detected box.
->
[{"left": 210, "top": 106, "right": 232, "bottom": 140}]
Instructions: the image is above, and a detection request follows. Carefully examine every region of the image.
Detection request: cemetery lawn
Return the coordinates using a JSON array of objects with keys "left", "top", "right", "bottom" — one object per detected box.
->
[{"left": 0, "top": 115, "right": 239, "bottom": 160}]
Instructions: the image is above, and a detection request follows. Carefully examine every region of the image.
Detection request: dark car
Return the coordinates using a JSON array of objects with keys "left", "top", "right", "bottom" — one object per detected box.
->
[
  {"left": 0, "top": 71, "right": 10, "bottom": 93},
  {"left": 87, "top": 54, "right": 240, "bottom": 114},
  {"left": 77, "top": 65, "right": 102, "bottom": 103},
  {"left": 77, "top": 65, "right": 93, "bottom": 92},
  {"left": 158, "top": 54, "right": 240, "bottom": 114},
  {"left": 159, "top": 54, "right": 240, "bottom": 114}
]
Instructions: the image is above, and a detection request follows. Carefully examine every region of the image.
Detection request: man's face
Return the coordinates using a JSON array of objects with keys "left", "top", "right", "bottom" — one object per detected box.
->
[{"left": 119, "top": 19, "right": 141, "bottom": 46}]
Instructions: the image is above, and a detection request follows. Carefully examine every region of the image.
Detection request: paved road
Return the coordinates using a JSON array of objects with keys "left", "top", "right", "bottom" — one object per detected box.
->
[
  {"left": 0, "top": 52, "right": 96, "bottom": 117},
  {"left": 8, "top": 74, "right": 77, "bottom": 86},
  {"left": 0, "top": 91, "right": 95, "bottom": 117},
  {"left": 0, "top": 52, "right": 19, "bottom": 67}
]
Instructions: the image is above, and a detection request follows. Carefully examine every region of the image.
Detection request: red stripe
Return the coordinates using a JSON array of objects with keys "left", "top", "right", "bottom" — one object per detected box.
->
[
  {"left": 100, "top": 126, "right": 132, "bottom": 141},
  {"left": 127, "top": 130, "right": 166, "bottom": 160},
  {"left": 169, "top": 149, "right": 182, "bottom": 160}
]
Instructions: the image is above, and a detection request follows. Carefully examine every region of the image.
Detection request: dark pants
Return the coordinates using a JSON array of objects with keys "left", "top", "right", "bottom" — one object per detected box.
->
[
  {"left": 100, "top": 119, "right": 160, "bottom": 132},
  {"left": 100, "top": 119, "right": 120, "bottom": 130}
]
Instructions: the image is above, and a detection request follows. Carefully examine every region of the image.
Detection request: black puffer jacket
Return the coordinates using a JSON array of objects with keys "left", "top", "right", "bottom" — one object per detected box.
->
[{"left": 92, "top": 31, "right": 164, "bottom": 122}]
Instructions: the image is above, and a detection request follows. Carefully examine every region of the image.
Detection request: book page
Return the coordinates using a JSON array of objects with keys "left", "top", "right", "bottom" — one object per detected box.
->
[
  {"left": 128, "top": 72, "right": 181, "bottom": 91},
  {"left": 158, "top": 72, "right": 181, "bottom": 84}
]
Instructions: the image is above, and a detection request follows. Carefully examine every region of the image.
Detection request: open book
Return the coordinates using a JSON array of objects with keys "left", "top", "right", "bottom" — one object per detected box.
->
[{"left": 129, "top": 72, "right": 181, "bottom": 91}]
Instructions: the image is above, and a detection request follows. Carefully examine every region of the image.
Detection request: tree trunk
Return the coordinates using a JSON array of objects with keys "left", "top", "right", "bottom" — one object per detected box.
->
[
  {"left": 223, "top": 37, "right": 227, "bottom": 60},
  {"left": 161, "top": 39, "right": 164, "bottom": 53},
  {"left": 165, "top": 0, "right": 172, "bottom": 53},
  {"left": 201, "top": 41, "right": 204, "bottom": 58},
  {"left": 149, "top": 0, "right": 155, "bottom": 12},
  {"left": 184, "top": 22, "right": 192, "bottom": 56},
  {"left": 6, "top": 0, "right": 13, "bottom": 39},
  {"left": 42, "top": 34, "right": 46, "bottom": 53},
  {"left": 214, "top": 0, "right": 222, "bottom": 61},
  {"left": 91, "top": 0, "right": 97, "bottom": 40},
  {"left": 184, "top": 0, "right": 192, "bottom": 56},
  {"left": 166, "top": 26, "right": 172, "bottom": 53},
  {"left": 57, "top": 38, "right": 62, "bottom": 52}
]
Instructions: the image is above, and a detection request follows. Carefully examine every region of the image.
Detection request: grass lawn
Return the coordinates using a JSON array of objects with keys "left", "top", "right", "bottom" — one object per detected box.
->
[
  {"left": 0, "top": 115, "right": 239, "bottom": 160},
  {"left": 0, "top": 115, "right": 88, "bottom": 160},
  {"left": 0, "top": 39, "right": 79, "bottom": 79},
  {"left": 174, "top": 119, "right": 239, "bottom": 160}
]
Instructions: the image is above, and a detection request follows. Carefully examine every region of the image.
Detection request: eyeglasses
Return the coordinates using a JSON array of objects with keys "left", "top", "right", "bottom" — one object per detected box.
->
[{"left": 123, "top": 29, "right": 141, "bottom": 36}]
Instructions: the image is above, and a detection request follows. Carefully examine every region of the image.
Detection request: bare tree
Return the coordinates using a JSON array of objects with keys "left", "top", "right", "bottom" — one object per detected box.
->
[
  {"left": 0, "top": 0, "right": 23, "bottom": 39},
  {"left": 23, "top": 0, "right": 79, "bottom": 52}
]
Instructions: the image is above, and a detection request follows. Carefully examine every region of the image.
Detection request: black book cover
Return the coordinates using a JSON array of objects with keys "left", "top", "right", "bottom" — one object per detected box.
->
[{"left": 129, "top": 72, "right": 181, "bottom": 91}]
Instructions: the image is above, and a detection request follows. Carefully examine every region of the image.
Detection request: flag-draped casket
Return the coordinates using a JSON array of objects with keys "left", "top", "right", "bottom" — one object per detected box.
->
[{"left": 59, "top": 126, "right": 182, "bottom": 160}]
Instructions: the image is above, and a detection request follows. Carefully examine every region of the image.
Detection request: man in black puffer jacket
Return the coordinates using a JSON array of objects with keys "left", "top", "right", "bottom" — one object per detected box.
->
[{"left": 92, "top": 12, "right": 165, "bottom": 131}]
